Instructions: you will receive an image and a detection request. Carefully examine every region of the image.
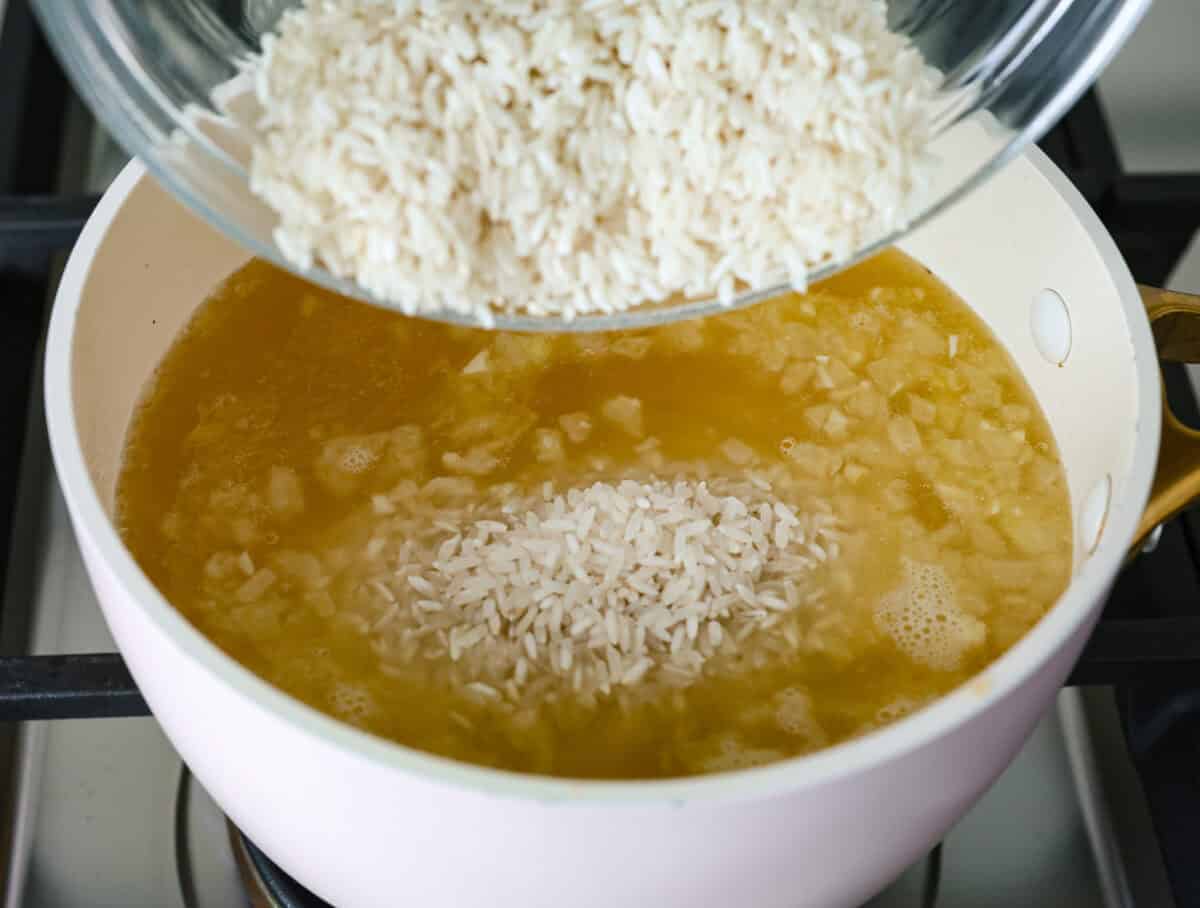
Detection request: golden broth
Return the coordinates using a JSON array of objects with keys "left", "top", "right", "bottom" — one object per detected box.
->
[{"left": 117, "top": 250, "right": 1072, "bottom": 779}]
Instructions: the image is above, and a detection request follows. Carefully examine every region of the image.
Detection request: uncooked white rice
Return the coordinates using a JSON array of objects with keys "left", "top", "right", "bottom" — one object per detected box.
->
[
  {"left": 246, "top": 0, "right": 941, "bottom": 323},
  {"left": 357, "top": 473, "right": 840, "bottom": 706}
]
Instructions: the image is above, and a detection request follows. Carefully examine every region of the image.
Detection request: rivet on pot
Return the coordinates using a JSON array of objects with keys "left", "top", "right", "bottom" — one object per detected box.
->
[
  {"left": 1141, "top": 523, "right": 1164, "bottom": 555},
  {"left": 1080, "top": 475, "right": 1112, "bottom": 555},
  {"left": 1030, "top": 289, "right": 1072, "bottom": 366}
]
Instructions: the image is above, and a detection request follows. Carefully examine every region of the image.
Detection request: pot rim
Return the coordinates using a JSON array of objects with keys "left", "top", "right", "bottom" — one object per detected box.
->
[{"left": 44, "top": 150, "right": 1160, "bottom": 805}]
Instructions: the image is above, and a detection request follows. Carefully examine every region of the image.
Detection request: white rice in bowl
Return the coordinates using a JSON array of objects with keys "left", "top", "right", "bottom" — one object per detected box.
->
[{"left": 245, "top": 0, "right": 942, "bottom": 323}]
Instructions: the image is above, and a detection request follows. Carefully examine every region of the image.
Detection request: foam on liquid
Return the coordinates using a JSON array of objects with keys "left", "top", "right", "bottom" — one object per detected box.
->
[{"left": 875, "top": 560, "right": 987, "bottom": 672}]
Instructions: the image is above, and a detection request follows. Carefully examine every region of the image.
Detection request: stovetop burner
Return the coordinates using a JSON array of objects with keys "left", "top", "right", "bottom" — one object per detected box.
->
[
  {"left": 227, "top": 818, "right": 942, "bottom": 908},
  {"left": 234, "top": 833, "right": 334, "bottom": 908}
]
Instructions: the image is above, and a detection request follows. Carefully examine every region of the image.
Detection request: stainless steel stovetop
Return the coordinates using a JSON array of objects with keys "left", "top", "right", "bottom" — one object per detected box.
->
[{"left": 4, "top": 0, "right": 1199, "bottom": 904}]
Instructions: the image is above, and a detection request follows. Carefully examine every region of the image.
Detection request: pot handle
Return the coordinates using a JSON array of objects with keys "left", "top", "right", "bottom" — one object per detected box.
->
[
  {"left": 1066, "top": 286, "right": 1200, "bottom": 688},
  {"left": 1135, "top": 286, "right": 1200, "bottom": 549}
]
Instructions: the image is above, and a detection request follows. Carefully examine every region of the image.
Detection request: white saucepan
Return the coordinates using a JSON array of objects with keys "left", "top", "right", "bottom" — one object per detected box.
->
[{"left": 44, "top": 139, "right": 1200, "bottom": 907}]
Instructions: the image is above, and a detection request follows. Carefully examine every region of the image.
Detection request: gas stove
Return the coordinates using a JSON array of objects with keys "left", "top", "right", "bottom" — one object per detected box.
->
[{"left": 3, "top": 1, "right": 1200, "bottom": 905}]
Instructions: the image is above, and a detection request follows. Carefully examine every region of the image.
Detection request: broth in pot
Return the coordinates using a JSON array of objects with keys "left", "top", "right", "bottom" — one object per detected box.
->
[{"left": 116, "top": 250, "right": 1071, "bottom": 779}]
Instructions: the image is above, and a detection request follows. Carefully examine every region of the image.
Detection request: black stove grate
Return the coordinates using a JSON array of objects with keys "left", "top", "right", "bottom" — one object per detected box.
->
[
  {"left": 241, "top": 835, "right": 336, "bottom": 908},
  {"left": 1039, "top": 91, "right": 1200, "bottom": 908},
  {"left": 3, "top": 5, "right": 1200, "bottom": 902}
]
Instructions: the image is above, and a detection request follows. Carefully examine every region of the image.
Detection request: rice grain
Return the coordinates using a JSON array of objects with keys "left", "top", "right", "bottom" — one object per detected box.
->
[{"left": 364, "top": 474, "right": 840, "bottom": 707}]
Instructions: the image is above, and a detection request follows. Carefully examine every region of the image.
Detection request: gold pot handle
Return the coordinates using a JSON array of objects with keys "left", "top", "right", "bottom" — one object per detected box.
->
[{"left": 1136, "top": 286, "right": 1200, "bottom": 548}]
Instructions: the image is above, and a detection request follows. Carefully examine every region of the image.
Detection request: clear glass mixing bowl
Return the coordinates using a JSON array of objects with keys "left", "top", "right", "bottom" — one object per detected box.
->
[{"left": 33, "top": 0, "right": 1151, "bottom": 331}]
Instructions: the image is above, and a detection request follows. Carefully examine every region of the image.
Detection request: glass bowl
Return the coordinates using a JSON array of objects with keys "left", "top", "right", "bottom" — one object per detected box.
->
[{"left": 33, "top": 0, "right": 1151, "bottom": 332}]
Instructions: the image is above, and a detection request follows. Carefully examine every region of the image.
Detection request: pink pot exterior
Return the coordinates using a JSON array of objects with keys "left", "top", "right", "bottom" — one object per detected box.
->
[
  {"left": 73, "top": 511, "right": 1104, "bottom": 908},
  {"left": 46, "top": 141, "right": 1159, "bottom": 907}
]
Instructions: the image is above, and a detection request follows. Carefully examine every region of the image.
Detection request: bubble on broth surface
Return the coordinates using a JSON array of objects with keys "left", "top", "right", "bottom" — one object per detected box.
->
[
  {"left": 698, "top": 734, "right": 785, "bottom": 773},
  {"left": 875, "top": 696, "right": 926, "bottom": 725},
  {"left": 331, "top": 683, "right": 376, "bottom": 723},
  {"left": 875, "top": 560, "right": 986, "bottom": 671},
  {"left": 773, "top": 687, "right": 827, "bottom": 747},
  {"left": 339, "top": 445, "right": 378, "bottom": 474}
]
